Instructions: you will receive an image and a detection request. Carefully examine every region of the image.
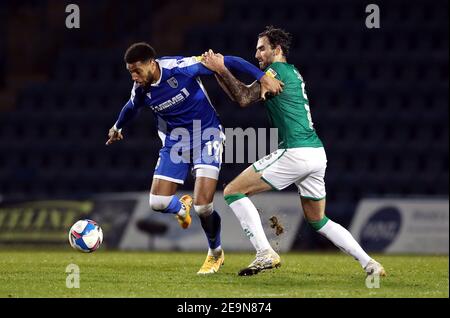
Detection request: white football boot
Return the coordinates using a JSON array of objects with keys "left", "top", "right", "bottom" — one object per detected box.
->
[
  {"left": 238, "top": 249, "right": 281, "bottom": 276},
  {"left": 364, "top": 259, "right": 387, "bottom": 277}
]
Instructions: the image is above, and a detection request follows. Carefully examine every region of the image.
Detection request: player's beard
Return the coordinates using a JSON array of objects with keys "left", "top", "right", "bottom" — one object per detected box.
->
[
  {"left": 258, "top": 60, "right": 266, "bottom": 69},
  {"left": 259, "top": 61, "right": 270, "bottom": 70},
  {"left": 259, "top": 54, "right": 274, "bottom": 69},
  {"left": 142, "top": 72, "right": 153, "bottom": 88}
]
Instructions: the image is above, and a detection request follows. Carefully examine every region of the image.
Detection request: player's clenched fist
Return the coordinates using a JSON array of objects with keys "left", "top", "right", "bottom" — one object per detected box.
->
[
  {"left": 201, "top": 49, "right": 226, "bottom": 73},
  {"left": 259, "top": 74, "right": 284, "bottom": 100},
  {"left": 105, "top": 125, "right": 124, "bottom": 145}
]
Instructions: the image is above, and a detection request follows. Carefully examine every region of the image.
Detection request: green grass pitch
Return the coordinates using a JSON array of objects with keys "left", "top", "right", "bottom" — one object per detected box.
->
[{"left": 0, "top": 249, "right": 447, "bottom": 298}]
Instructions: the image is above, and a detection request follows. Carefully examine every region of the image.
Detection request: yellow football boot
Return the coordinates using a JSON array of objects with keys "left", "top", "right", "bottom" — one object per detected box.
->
[
  {"left": 197, "top": 250, "right": 225, "bottom": 275},
  {"left": 176, "top": 195, "right": 192, "bottom": 229}
]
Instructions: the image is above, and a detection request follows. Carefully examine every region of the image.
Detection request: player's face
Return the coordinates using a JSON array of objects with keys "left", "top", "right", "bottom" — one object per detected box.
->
[
  {"left": 255, "top": 36, "right": 276, "bottom": 69},
  {"left": 126, "top": 60, "right": 157, "bottom": 87}
]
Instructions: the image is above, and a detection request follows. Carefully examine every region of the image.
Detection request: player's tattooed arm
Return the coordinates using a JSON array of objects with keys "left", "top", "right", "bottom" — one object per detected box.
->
[
  {"left": 201, "top": 51, "right": 261, "bottom": 107},
  {"left": 214, "top": 74, "right": 236, "bottom": 102},
  {"left": 214, "top": 70, "right": 261, "bottom": 107}
]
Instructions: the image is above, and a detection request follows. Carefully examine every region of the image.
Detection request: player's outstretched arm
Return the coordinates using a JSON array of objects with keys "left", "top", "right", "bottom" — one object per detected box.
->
[
  {"left": 202, "top": 50, "right": 283, "bottom": 105},
  {"left": 220, "top": 52, "right": 283, "bottom": 100},
  {"left": 214, "top": 73, "right": 236, "bottom": 102},
  {"left": 202, "top": 51, "right": 265, "bottom": 107},
  {"left": 215, "top": 68, "right": 261, "bottom": 107},
  {"left": 106, "top": 99, "right": 139, "bottom": 145}
]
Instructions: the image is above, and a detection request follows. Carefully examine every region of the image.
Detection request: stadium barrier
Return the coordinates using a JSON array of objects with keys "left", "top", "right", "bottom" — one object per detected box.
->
[
  {"left": 0, "top": 194, "right": 447, "bottom": 254},
  {"left": 0, "top": 192, "right": 302, "bottom": 252},
  {"left": 119, "top": 192, "right": 302, "bottom": 252},
  {"left": 350, "top": 198, "right": 449, "bottom": 254}
]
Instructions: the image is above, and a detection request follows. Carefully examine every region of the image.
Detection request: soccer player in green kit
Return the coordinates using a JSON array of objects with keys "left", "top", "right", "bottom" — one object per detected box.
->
[{"left": 201, "top": 26, "right": 386, "bottom": 277}]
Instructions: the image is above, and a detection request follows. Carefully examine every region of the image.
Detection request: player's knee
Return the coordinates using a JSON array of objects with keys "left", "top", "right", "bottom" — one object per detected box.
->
[
  {"left": 223, "top": 184, "right": 237, "bottom": 197},
  {"left": 194, "top": 203, "right": 213, "bottom": 217},
  {"left": 301, "top": 198, "right": 326, "bottom": 222},
  {"left": 305, "top": 212, "right": 325, "bottom": 223},
  {"left": 149, "top": 194, "right": 172, "bottom": 212}
]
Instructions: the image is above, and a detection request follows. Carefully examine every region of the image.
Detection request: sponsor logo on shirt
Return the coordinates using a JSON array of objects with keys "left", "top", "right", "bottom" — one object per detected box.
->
[{"left": 153, "top": 88, "right": 190, "bottom": 112}]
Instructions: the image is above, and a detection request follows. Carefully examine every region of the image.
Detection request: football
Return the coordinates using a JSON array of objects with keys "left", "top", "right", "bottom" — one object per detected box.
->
[{"left": 69, "top": 219, "right": 103, "bottom": 253}]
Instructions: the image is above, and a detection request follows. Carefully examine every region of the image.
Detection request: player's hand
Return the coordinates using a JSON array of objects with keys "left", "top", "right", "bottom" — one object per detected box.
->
[
  {"left": 201, "top": 49, "right": 226, "bottom": 73},
  {"left": 105, "top": 126, "right": 124, "bottom": 145},
  {"left": 259, "top": 74, "right": 284, "bottom": 101}
]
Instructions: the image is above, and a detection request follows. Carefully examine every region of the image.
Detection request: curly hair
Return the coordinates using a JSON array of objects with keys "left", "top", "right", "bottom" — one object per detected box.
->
[
  {"left": 124, "top": 42, "right": 156, "bottom": 64},
  {"left": 258, "top": 26, "right": 292, "bottom": 57}
]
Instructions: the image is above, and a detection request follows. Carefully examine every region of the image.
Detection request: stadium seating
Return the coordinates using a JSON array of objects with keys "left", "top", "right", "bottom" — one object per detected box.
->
[{"left": 0, "top": 0, "right": 447, "bottom": 213}]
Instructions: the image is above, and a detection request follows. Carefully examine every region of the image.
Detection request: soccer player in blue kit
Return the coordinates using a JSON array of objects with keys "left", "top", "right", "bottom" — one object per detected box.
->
[{"left": 106, "top": 43, "right": 283, "bottom": 274}]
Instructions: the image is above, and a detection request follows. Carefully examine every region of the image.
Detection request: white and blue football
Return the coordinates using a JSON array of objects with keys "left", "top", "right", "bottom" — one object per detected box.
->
[{"left": 69, "top": 219, "right": 103, "bottom": 253}]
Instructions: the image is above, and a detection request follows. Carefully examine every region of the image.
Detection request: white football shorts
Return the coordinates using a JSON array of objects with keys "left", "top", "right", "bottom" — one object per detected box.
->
[{"left": 252, "top": 147, "right": 327, "bottom": 200}]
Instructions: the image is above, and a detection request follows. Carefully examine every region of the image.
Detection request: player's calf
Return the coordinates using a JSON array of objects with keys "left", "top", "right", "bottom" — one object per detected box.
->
[{"left": 194, "top": 202, "right": 224, "bottom": 265}]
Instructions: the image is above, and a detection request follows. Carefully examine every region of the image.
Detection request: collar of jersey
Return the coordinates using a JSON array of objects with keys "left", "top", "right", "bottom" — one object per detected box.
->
[{"left": 151, "top": 60, "right": 163, "bottom": 87}]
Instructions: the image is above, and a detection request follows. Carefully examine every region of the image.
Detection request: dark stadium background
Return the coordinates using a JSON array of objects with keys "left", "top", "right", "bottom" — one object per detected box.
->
[{"left": 0, "top": 0, "right": 448, "bottom": 250}]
